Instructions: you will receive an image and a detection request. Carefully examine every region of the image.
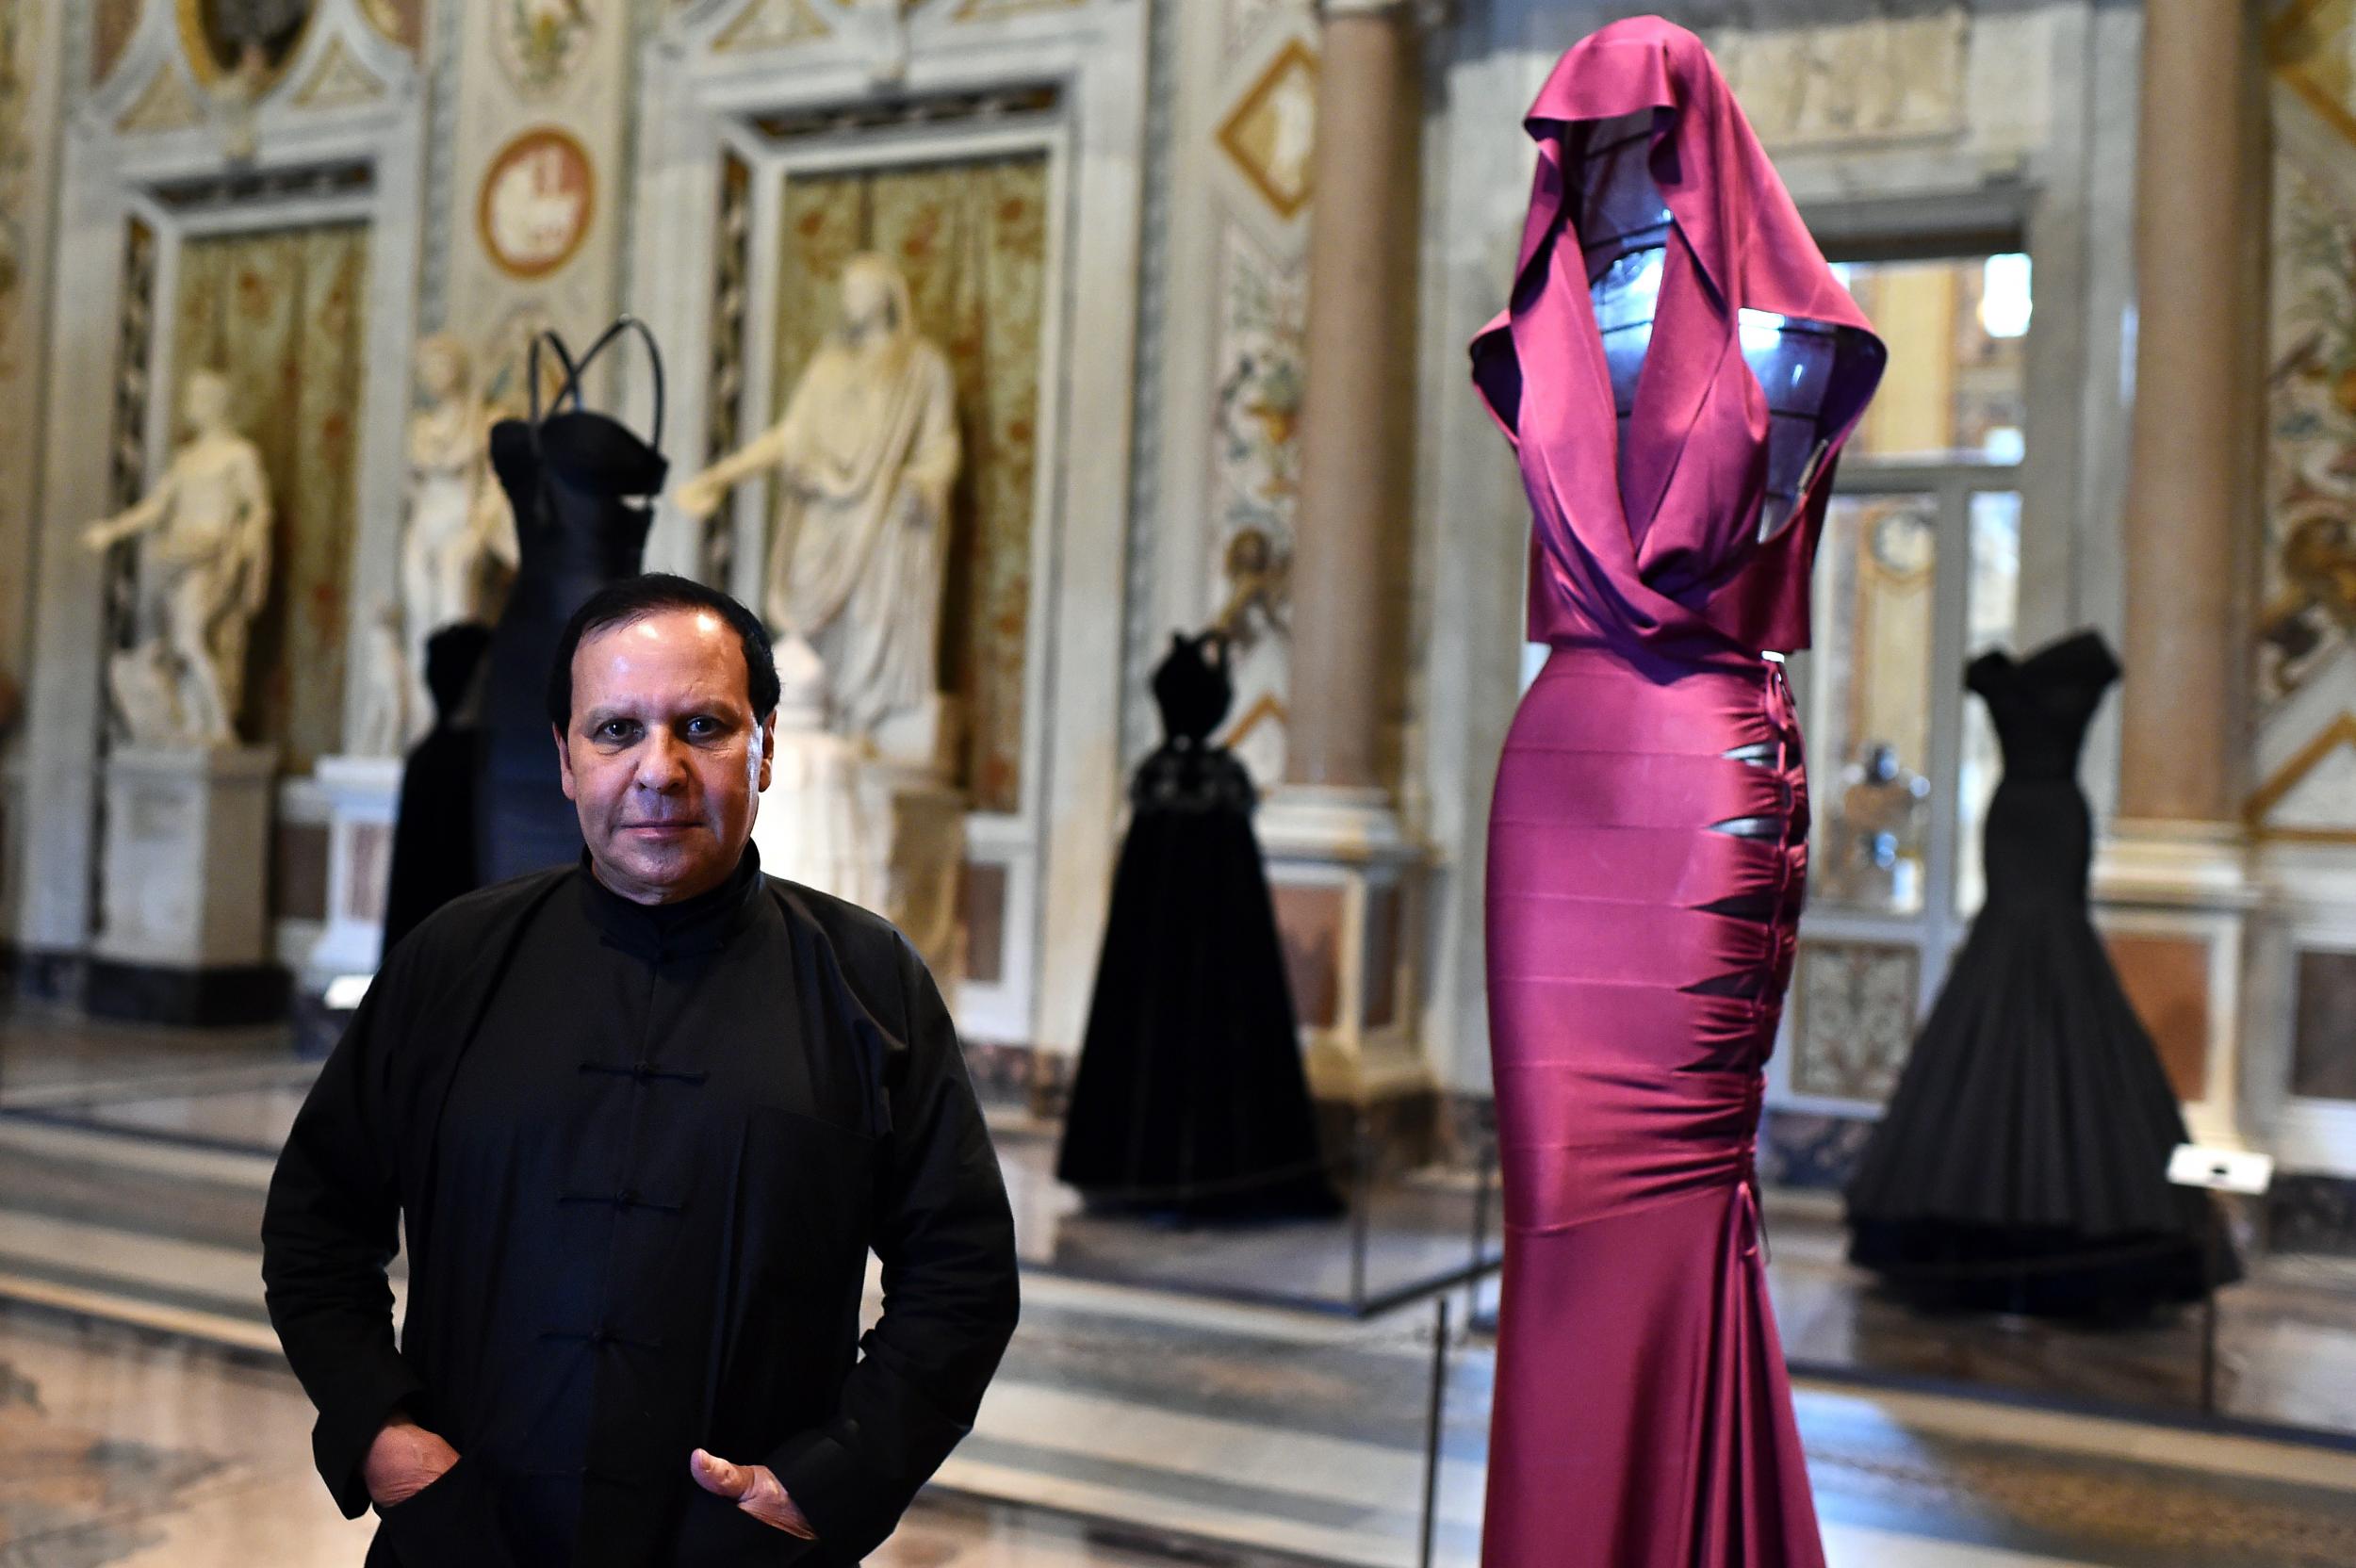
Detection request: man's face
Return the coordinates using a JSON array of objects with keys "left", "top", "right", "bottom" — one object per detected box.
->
[{"left": 556, "top": 608, "right": 774, "bottom": 905}]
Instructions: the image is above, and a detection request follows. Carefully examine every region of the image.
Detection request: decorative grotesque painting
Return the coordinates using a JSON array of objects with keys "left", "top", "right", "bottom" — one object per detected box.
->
[
  {"left": 183, "top": 0, "right": 317, "bottom": 90},
  {"left": 0, "top": 2, "right": 26, "bottom": 351},
  {"left": 358, "top": 0, "right": 427, "bottom": 52},
  {"left": 497, "top": 0, "right": 597, "bottom": 97},
  {"left": 2262, "top": 160, "right": 2356, "bottom": 706}
]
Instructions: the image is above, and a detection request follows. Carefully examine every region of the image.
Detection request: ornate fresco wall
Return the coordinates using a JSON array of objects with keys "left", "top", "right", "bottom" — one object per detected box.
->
[
  {"left": 0, "top": 0, "right": 64, "bottom": 945},
  {"left": 171, "top": 225, "right": 370, "bottom": 773},
  {"left": 8, "top": 0, "right": 1150, "bottom": 1016},
  {"left": 0, "top": 0, "right": 63, "bottom": 685},
  {"left": 12, "top": 0, "right": 427, "bottom": 966},
  {"left": 1197, "top": 3, "right": 1310, "bottom": 795},
  {"left": 2258, "top": 0, "right": 2356, "bottom": 843},
  {"left": 2251, "top": 0, "right": 2356, "bottom": 1177},
  {"left": 1129, "top": 0, "right": 1317, "bottom": 790},
  {"left": 438, "top": 0, "right": 638, "bottom": 416},
  {"left": 1202, "top": 4, "right": 1314, "bottom": 789}
]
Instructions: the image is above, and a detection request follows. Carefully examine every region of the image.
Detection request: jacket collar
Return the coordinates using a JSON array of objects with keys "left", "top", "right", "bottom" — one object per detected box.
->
[{"left": 573, "top": 843, "right": 766, "bottom": 960}]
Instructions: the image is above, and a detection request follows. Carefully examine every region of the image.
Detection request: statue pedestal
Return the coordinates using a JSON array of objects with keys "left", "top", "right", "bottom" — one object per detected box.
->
[
  {"left": 1256, "top": 786, "right": 1435, "bottom": 1159},
  {"left": 751, "top": 720, "right": 877, "bottom": 908},
  {"left": 858, "top": 758, "right": 966, "bottom": 983},
  {"left": 89, "top": 745, "right": 286, "bottom": 1025},
  {"left": 304, "top": 754, "right": 404, "bottom": 986}
]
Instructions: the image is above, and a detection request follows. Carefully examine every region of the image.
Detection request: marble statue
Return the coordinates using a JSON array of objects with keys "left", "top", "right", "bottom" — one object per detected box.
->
[
  {"left": 675, "top": 253, "right": 961, "bottom": 764},
  {"left": 351, "top": 600, "right": 410, "bottom": 759},
  {"left": 1213, "top": 526, "right": 1289, "bottom": 650},
  {"left": 83, "top": 370, "right": 272, "bottom": 749},
  {"left": 401, "top": 334, "right": 510, "bottom": 737},
  {"left": 749, "top": 633, "right": 877, "bottom": 907}
]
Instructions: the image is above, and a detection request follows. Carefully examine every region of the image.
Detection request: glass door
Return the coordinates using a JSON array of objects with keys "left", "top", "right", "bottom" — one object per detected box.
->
[
  {"left": 1779, "top": 474, "right": 2021, "bottom": 1108},
  {"left": 1772, "top": 251, "right": 2033, "bottom": 1112}
]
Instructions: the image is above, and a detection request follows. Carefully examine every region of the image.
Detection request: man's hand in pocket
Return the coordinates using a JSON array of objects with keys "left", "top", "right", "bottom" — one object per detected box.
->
[
  {"left": 365, "top": 1415, "right": 460, "bottom": 1509},
  {"left": 690, "top": 1447, "right": 816, "bottom": 1538}
]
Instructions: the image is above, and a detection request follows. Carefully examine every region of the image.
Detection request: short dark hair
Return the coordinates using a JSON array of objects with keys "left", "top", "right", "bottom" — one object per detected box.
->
[{"left": 546, "top": 573, "right": 779, "bottom": 731}]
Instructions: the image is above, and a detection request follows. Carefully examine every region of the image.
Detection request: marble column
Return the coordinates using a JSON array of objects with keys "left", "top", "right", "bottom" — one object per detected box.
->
[
  {"left": 2118, "top": 0, "right": 2254, "bottom": 825},
  {"left": 1285, "top": 0, "right": 1419, "bottom": 795},
  {"left": 2097, "top": 0, "right": 2264, "bottom": 1146},
  {"left": 1259, "top": 0, "right": 1436, "bottom": 1119}
]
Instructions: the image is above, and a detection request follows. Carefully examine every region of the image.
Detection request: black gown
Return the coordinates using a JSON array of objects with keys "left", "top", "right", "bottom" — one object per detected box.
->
[
  {"left": 1846, "top": 629, "right": 2232, "bottom": 1315},
  {"left": 478, "top": 324, "right": 665, "bottom": 885},
  {"left": 1055, "top": 632, "right": 1335, "bottom": 1217},
  {"left": 382, "top": 623, "right": 492, "bottom": 956}
]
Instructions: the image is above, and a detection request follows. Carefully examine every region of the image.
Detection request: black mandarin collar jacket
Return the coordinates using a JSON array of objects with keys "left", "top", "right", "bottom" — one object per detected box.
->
[{"left": 261, "top": 857, "right": 1020, "bottom": 1565}]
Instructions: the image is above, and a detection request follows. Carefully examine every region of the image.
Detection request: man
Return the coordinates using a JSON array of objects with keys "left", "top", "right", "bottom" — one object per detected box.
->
[{"left": 263, "top": 575, "right": 1020, "bottom": 1565}]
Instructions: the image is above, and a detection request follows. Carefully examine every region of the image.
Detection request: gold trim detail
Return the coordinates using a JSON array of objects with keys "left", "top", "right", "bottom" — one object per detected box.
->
[
  {"left": 1217, "top": 38, "right": 1319, "bottom": 221},
  {"left": 115, "top": 63, "right": 205, "bottom": 136},
  {"left": 715, "top": 0, "right": 831, "bottom": 52},
  {"left": 953, "top": 0, "right": 1088, "bottom": 20},
  {"left": 2268, "top": 0, "right": 2356, "bottom": 150},
  {"left": 291, "top": 36, "right": 389, "bottom": 110},
  {"left": 358, "top": 0, "right": 425, "bottom": 54},
  {"left": 2248, "top": 710, "right": 2356, "bottom": 838}
]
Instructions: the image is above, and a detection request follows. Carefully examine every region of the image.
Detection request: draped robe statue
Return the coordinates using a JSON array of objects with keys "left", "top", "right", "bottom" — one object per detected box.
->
[
  {"left": 82, "top": 370, "right": 273, "bottom": 748},
  {"left": 677, "top": 253, "right": 961, "bottom": 762},
  {"left": 399, "top": 334, "right": 511, "bottom": 742}
]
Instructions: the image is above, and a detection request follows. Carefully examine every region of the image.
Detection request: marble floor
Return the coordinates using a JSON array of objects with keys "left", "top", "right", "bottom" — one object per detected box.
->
[
  {"left": 6, "top": 1016, "right": 2356, "bottom": 1567},
  {"left": 2, "top": 1034, "right": 1501, "bottom": 1318},
  {"left": 7, "top": 1269, "right": 2356, "bottom": 1568},
  {"left": 0, "top": 1006, "right": 297, "bottom": 1113},
  {"left": 0, "top": 1307, "right": 1308, "bottom": 1568},
  {"left": 7, "top": 1042, "right": 2352, "bottom": 1437}
]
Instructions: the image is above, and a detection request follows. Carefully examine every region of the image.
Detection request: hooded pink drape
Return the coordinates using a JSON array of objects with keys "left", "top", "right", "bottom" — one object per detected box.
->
[{"left": 1471, "top": 20, "right": 1884, "bottom": 1568}]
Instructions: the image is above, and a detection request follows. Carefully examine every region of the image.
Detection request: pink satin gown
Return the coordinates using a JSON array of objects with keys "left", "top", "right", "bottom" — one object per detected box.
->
[{"left": 1469, "top": 22, "right": 1886, "bottom": 1567}]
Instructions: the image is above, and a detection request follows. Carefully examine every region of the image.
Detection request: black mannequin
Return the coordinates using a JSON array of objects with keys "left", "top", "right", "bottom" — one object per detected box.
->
[{"left": 476, "top": 321, "right": 667, "bottom": 884}]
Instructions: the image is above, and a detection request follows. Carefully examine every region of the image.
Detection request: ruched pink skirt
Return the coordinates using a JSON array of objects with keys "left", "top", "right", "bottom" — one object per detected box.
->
[{"left": 1482, "top": 641, "right": 1823, "bottom": 1568}]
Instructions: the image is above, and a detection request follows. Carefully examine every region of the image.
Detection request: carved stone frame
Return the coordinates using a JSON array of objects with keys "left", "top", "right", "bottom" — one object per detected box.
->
[
  {"left": 631, "top": 0, "right": 1148, "bottom": 1051},
  {"left": 19, "top": 0, "right": 426, "bottom": 957}
]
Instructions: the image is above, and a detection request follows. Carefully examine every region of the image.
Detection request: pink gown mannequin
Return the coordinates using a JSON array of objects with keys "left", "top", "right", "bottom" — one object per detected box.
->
[{"left": 1471, "top": 20, "right": 1885, "bottom": 1568}]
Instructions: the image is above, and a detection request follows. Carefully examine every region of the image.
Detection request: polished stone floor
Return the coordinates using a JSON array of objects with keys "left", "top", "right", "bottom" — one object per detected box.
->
[
  {"left": 8, "top": 1272, "right": 2356, "bottom": 1568},
  {"left": 1, "top": 1053, "right": 1503, "bottom": 1317},
  {"left": 6, "top": 1024, "right": 2351, "bottom": 1437},
  {"left": 6, "top": 1012, "right": 2356, "bottom": 1566},
  {"left": 0, "top": 1307, "right": 1309, "bottom": 1568}
]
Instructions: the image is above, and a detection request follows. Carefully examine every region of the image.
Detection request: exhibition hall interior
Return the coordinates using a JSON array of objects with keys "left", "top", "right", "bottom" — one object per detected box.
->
[{"left": 3, "top": 0, "right": 2356, "bottom": 1563}]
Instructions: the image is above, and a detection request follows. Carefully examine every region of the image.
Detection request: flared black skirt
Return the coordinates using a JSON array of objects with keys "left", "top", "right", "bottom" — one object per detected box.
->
[
  {"left": 1845, "top": 895, "right": 2233, "bottom": 1315},
  {"left": 1056, "top": 804, "right": 1335, "bottom": 1217}
]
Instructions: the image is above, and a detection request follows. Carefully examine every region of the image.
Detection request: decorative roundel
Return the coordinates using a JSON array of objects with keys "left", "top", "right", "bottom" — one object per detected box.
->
[{"left": 476, "top": 125, "right": 598, "bottom": 282}]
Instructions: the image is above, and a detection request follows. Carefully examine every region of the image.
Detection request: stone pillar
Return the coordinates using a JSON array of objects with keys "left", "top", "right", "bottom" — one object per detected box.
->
[
  {"left": 1259, "top": 0, "right": 1436, "bottom": 1124},
  {"left": 2118, "top": 0, "right": 2254, "bottom": 825},
  {"left": 2097, "top": 0, "right": 2264, "bottom": 1145},
  {"left": 1286, "top": 0, "right": 1419, "bottom": 794}
]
